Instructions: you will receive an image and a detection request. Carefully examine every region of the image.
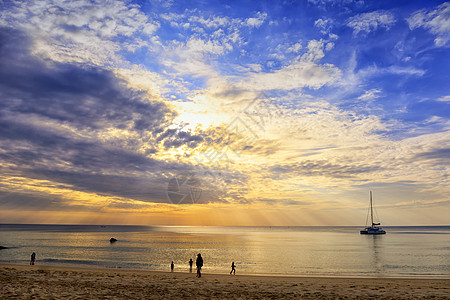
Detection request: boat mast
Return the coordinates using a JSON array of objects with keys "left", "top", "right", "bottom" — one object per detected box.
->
[{"left": 370, "top": 191, "right": 374, "bottom": 227}]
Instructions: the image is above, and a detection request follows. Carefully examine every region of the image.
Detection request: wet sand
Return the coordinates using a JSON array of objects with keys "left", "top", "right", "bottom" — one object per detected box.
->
[{"left": 1, "top": 263, "right": 449, "bottom": 299}]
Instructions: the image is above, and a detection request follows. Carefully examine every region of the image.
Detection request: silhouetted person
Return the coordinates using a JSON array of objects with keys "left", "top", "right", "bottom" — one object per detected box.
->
[
  {"left": 189, "top": 258, "right": 193, "bottom": 273},
  {"left": 171, "top": 261, "right": 174, "bottom": 272},
  {"left": 196, "top": 253, "right": 203, "bottom": 277},
  {"left": 30, "top": 252, "right": 36, "bottom": 265},
  {"left": 230, "top": 261, "right": 236, "bottom": 275}
]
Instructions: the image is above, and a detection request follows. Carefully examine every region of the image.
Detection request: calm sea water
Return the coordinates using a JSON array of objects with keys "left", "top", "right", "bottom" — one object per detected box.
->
[{"left": 0, "top": 225, "right": 449, "bottom": 278}]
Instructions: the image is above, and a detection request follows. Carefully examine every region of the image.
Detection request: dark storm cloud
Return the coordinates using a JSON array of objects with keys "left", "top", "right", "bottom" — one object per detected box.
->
[
  {"left": 0, "top": 26, "right": 227, "bottom": 206},
  {"left": 157, "top": 128, "right": 204, "bottom": 149},
  {"left": 0, "top": 28, "right": 173, "bottom": 133},
  {"left": 23, "top": 169, "right": 169, "bottom": 202}
]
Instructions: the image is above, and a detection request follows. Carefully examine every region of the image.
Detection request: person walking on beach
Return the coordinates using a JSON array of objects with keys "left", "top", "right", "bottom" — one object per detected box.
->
[
  {"left": 30, "top": 252, "right": 36, "bottom": 265},
  {"left": 171, "top": 261, "right": 174, "bottom": 272},
  {"left": 196, "top": 253, "right": 203, "bottom": 278},
  {"left": 230, "top": 261, "right": 236, "bottom": 275},
  {"left": 189, "top": 258, "right": 193, "bottom": 273}
]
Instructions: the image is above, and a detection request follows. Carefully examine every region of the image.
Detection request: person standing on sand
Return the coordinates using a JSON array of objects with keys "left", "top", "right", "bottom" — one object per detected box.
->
[
  {"left": 196, "top": 253, "right": 203, "bottom": 277},
  {"left": 189, "top": 258, "right": 193, "bottom": 273},
  {"left": 230, "top": 261, "right": 236, "bottom": 275},
  {"left": 171, "top": 261, "right": 174, "bottom": 272},
  {"left": 30, "top": 252, "right": 36, "bottom": 265}
]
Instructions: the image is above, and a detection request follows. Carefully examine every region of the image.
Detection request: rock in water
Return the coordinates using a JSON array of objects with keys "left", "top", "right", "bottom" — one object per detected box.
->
[{"left": 110, "top": 238, "right": 117, "bottom": 243}]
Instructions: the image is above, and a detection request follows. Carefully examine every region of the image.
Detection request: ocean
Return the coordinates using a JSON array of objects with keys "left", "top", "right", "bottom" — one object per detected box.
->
[{"left": 1, "top": 224, "right": 449, "bottom": 278}]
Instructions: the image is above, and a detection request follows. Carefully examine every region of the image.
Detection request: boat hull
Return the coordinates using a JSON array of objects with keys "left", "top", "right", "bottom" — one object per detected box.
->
[{"left": 360, "top": 228, "right": 386, "bottom": 235}]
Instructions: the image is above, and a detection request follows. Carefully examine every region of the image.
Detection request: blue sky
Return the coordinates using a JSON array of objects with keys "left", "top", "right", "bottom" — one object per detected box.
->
[{"left": 0, "top": 0, "right": 449, "bottom": 225}]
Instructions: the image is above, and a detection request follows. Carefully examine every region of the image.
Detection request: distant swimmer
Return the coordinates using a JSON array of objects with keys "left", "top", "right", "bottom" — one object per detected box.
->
[
  {"left": 196, "top": 253, "right": 203, "bottom": 277},
  {"left": 230, "top": 261, "right": 236, "bottom": 275},
  {"left": 171, "top": 261, "right": 174, "bottom": 272},
  {"left": 189, "top": 258, "right": 193, "bottom": 273},
  {"left": 30, "top": 252, "right": 36, "bottom": 265}
]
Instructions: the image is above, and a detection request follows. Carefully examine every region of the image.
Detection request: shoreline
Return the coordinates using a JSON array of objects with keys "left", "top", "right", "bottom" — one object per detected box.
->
[
  {"left": 2, "top": 263, "right": 449, "bottom": 299},
  {"left": 2, "top": 261, "right": 449, "bottom": 279}
]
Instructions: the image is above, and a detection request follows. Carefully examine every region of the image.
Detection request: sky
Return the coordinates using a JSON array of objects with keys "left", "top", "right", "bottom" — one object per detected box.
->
[{"left": 0, "top": 0, "right": 449, "bottom": 226}]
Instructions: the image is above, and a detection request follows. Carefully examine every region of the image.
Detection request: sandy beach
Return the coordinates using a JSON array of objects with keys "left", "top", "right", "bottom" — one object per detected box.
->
[{"left": 1, "top": 263, "right": 448, "bottom": 299}]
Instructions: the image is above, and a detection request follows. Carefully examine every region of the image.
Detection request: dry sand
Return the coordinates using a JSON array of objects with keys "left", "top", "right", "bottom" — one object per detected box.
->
[{"left": 1, "top": 263, "right": 449, "bottom": 299}]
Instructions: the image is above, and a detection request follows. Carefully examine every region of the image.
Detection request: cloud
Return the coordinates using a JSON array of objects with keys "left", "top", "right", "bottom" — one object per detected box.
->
[
  {"left": 307, "top": 0, "right": 365, "bottom": 9},
  {"left": 269, "top": 160, "right": 381, "bottom": 179},
  {"left": 286, "top": 42, "right": 303, "bottom": 53},
  {"left": 414, "top": 147, "right": 450, "bottom": 162},
  {"left": 315, "top": 18, "right": 331, "bottom": 30},
  {"left": 314, "top": 18, "right": 334, "bottom": 35},
  {"left": 407, "top": 2, "right": 450, "bottom": 47},
  {"left": 245, "top": 12, "right": 267, "bottom": 28},
  {"left": 188, "top": 15, "right": 230, "bottom": 28},
  {"left": 346, "top": 10, "right": 396, "bottom": 36},
  {"left": 162, "top": 37, "right": 230, "bottom": 78},
  {"left": 155, "top": 11, "right": 255, "bottom": 80},
  {"left": 242, "top": 61, "right": 341, "bottom": 91},
  {"left": 0, "top": 0, "right": 159, "bottom": 65},
  {"left": 386, "top": 66, "right": 426, "bottom": 76},
  {"left": 0, "top": 29, "right": 170, "bottom": 127},
  {"left": 0, "top": 26, "right": 228, "bottom": 206},
  {"left": 437, "top": 95, "right": 450, "bottom": 102},
  {"left": 300, "top": 39, "right": 335, "bottom": 62},
  {"left": 301, "top": 40, "right": 326, "bottom": 62},
  {"left": 328, "top": 33, "right": 339, "bottom": 40},
  {"left": 0, "top": 0, "right": 449, "bottom": 224},
  {"left": 185, "top": 37, "right": 227, "bottom": 55},
  {"left": 240, "top": 40, "right": 341, "bottom": 91},
  {"left": 0, "top": 189, "right": 79, "bottom": 211},
  {"left": 0, "top": 25, "right": 260, "bottom": 210},
  {"left": 339, "top": 62, "right": 426, "bottom": 94},
  {"left": 156, "top": 11, "right": 271, "bottom": 81},
  {"left": 158, "top": 128, "right": 204, "bottom": 149},
  {"left": 358, "top": 89, "right": 382, "bottom": 101}
]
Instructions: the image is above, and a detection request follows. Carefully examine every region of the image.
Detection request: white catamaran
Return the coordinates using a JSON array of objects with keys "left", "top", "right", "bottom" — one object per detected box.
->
[{"left": 360, "top": 191, "right": 386, "bottom": 235}]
